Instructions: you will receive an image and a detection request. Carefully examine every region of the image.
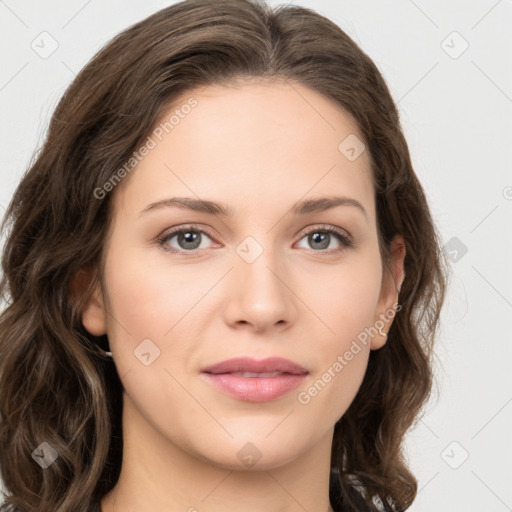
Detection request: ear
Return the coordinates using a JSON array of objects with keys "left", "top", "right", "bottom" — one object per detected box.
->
[
  {"left": 371, "top": 234, "right": 406, "bottom": 350},
  {"left": 70, "top": 267, "right": 107, "bottom": 336}
]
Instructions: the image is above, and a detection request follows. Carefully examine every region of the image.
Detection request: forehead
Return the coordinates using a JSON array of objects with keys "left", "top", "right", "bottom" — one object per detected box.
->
[{"left": 112, "top": 79, "right": 375, "bottom": 223}]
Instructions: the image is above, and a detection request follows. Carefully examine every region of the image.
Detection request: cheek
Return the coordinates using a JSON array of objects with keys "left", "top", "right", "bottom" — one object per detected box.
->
[
  {"left": 101, "top": 245, "right": 210, "bottom": 378},
  {"left": 295, "top": 296, "right": 372, "bottom": 430},
  {"left": 296, "top": 259, "right": 380, "bottom": 417},
  {"left": 104, "top": 243, "right": 204, "bottom": 333},
  {"left": 301, "top": 347, "right": 370, "bottom": 415},
  {"left": 299, "top": 256, "right": 382, "bottom": 347}
]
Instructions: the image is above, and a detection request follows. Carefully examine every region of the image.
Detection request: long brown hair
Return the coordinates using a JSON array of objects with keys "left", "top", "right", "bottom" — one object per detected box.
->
[{"left": 0, "top": 1, "right": 450, "bottom": 510}]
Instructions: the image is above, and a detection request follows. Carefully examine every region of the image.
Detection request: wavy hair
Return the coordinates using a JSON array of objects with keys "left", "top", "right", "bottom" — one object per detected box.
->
[{"left": 0, "top": 1, "right": 450, "bottom": 510}]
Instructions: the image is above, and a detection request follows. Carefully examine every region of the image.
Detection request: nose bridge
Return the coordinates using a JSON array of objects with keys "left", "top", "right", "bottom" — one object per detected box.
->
[
  {"left": 225, "top": 233, "right": 295, "bottom": 329},
  {"left": 235, "top": 233, "right": 284, "bottom": 295}
]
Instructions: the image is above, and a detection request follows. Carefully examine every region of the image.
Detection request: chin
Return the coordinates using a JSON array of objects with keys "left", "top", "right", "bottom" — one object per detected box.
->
[{"left": 187, "top": 433, "right": 313, "bottom": 472}]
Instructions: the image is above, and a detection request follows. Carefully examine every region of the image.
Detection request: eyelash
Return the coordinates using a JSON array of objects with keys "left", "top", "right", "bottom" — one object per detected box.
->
[{"left": 156, "top": 223, "right": 354, "bottom": 255}]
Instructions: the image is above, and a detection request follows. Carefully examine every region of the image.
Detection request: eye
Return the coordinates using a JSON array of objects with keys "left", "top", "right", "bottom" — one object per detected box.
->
[
  {"left": 295, "top": 225, "right": 354, "bottom": 253},
  {"left": 156, "top": 223, "right": 354, "bottom": 255},
  {"left": 157, "top": 224, "right": 217, "bottom": 253}
]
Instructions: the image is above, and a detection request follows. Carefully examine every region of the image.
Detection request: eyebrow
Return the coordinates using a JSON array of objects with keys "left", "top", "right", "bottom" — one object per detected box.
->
[{"left": 139, "top": 195, "right": 368, "bottom": 222}]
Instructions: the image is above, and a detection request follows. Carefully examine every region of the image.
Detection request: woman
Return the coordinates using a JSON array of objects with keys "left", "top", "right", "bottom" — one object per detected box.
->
[{"left": 0, "top": 1, "right": 450, "bottom": 511}]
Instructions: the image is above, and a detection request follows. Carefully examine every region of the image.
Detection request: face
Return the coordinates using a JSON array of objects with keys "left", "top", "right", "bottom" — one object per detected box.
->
[{"left": 82, "top": 80, "right": 405, "bottom": 471}]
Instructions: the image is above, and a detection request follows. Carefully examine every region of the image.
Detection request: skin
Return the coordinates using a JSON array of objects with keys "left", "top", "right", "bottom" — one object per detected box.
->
[{"left": 79, "top": 79, "right": 406, "bottom": 512}]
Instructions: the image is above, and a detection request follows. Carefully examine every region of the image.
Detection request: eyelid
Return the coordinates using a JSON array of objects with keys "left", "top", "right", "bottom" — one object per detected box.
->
[{"left": 297, "top": 223, "right": 352, "bottom": 242}]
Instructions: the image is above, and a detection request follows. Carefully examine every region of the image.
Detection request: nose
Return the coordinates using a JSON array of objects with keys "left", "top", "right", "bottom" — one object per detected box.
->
[{"left": 222, "top": 240, "right": 298, "bottom": 333}]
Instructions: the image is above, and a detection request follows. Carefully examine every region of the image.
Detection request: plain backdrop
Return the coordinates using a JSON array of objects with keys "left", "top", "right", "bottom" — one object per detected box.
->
[{"left": 1, "top": 1, "right": 511, "bottom": 511}]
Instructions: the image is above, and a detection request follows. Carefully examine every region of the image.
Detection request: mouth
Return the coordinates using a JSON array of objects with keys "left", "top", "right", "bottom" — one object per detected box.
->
[
  {"left": 201, "top": 356, "right": 309, "bottom": 375},
  {"left": 200, "top": 357, "right": 309, "bottom": 402}
]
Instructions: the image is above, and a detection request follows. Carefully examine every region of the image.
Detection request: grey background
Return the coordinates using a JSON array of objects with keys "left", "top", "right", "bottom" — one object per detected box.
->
[{"left": 1, "top": 1, "right": 511, "bottom": 510}]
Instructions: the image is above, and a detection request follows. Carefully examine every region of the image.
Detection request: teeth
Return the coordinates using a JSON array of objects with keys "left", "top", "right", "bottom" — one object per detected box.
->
[{"left": 229, "top": 371, "right": 283, "bottom": 378}]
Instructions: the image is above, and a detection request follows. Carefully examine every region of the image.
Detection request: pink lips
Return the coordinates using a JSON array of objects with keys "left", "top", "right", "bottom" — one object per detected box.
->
[{"left": 200, "top": 357, "right": 309, "bottom": 402}]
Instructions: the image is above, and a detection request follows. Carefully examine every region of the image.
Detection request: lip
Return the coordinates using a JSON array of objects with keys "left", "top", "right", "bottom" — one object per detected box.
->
[
  {"left": 200, "top": 357, "right": 309, "bottom": 402},
  {"left": 201, "top": 356, "right": 309, "bottom": 375}
]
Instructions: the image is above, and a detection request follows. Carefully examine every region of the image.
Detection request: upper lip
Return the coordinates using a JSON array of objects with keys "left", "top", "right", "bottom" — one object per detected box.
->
[{"left": 201, "top": 357, "right": 309, "bottom": 375}]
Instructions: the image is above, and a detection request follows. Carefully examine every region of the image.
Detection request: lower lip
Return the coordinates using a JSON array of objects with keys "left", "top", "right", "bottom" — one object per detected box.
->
[{"left": 201, "top": 372, "right": 308, "bottom": 402}]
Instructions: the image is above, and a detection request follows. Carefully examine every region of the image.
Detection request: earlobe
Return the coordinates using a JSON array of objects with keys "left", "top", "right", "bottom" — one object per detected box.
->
[
  {"left": 70, "top": 268, "right": 107, "bottom": 336},
  {"left": 82, "top": 286, "right": 108, "bottom": 336},
  {"left": 370, "top": 234, "right": 406, "bottom": 350}
]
